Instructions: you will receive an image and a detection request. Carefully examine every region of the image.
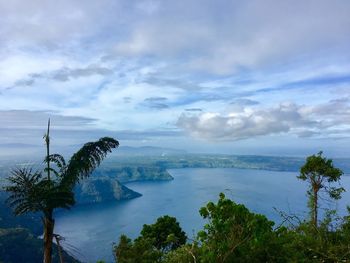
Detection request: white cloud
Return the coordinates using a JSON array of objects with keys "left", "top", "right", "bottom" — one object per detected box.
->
[{"left": 177, "top": 99, "right": 350, "bottom": 141}]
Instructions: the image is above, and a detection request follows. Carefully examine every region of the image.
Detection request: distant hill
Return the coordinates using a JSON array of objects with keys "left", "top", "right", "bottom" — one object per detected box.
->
[
  {"left": 114, "top": 146, "right": 187, "bottom": 156},
  {"left": 100, "top": 153, "right": 350, "bottom": 175}
]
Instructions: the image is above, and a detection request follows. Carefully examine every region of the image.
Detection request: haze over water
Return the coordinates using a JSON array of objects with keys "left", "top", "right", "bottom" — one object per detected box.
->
[{"left": 55, "top": 168, "right": 350, "bottom": 262}]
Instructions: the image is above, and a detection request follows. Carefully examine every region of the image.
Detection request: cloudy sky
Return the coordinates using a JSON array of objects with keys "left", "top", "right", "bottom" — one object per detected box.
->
[{"left": 1, "top": 0, "right": 350, "bottom": 157}]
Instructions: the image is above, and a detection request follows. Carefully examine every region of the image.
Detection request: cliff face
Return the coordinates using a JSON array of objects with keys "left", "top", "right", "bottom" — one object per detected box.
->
[{"left": 74, "top": 177, "right": 142, "bottom": 205}]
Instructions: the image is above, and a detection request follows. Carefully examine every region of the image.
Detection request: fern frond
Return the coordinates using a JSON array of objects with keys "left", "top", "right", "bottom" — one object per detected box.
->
[{"left": 62, "top": 137, "right": 119, "bottom": 188}]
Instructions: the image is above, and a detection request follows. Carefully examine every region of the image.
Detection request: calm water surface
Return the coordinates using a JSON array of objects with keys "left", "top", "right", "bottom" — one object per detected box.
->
[{"left": 55, "top": 168, "right": 350, "bottom": 262}]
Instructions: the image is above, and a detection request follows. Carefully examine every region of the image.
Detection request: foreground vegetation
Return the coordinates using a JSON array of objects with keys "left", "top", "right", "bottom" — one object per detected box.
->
[
  {"left": 114, "top": 152, "right": 350, "bottom": 263},
  {"left": 115, "top": 193, "right": 350, "bottom": 262}
]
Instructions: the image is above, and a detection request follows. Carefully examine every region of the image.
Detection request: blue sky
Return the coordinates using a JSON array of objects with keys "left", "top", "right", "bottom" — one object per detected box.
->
[{"left": 0, "top": 0, "right": 350, "bottom": 157}]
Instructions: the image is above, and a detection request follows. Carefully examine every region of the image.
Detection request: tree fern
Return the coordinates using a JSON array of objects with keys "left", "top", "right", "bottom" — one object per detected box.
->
[{"left": 4, "top": 122, "right": 119, "bottom": 263}]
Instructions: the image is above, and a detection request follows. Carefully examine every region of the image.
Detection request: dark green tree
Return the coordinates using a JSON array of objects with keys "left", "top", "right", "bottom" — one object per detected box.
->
[
  {"left": 115, "top": 215, "right": 187, "bottom": 262},
  {"left": 139, "top": 215, "right": 187, "bottom": 252},
  {"left": 198, "top": 193, "right": 282, "bottom": 263},
  {"left": 298, "top": 152, "right": 344, "bottom": 228},
  {"left": 115, "top": 234, "right": 162, "bottom": 263},
  {"left": 4, "top": 120, "right": 119, "bottom": 263}
]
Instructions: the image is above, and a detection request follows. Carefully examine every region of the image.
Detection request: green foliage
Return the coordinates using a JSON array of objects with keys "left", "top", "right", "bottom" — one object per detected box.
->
[
  {"left": 114, "top": 216, "right": 187, "bottom": 262},
  {"left": 298, "top": 151, "right": 343, "bottom": 183},
  {"left": 0, "top": 191, "right": 42, "bottom": 235},
  {"left": 163, "top": 243, "right": 200, "bottom": 263},
  {"left": 279, "top": 213, "right": 350, "bottom": 262},
  {"left": 4, "top": 168, "right": 74, "bottom": 217},
  {"left": 63, "top": 137, "right": 119, "bottom": 188},
  {"left": 4, "top": 137, "right": 119, "bottom": 219},
  {"left": 198, "top": 193, "right": 286, "bottom": 263},
  {"left": 298, "top": 151, "right": 344, "bottom": 227},
  {"left": 114, "top": 191, "right": 350, "bottom": 263},
  {"left": 114, "top": 234, "right": 162, "bottom": 263},
  {"left": 139, "top": 215, "right": 187, "bottom": 252}
]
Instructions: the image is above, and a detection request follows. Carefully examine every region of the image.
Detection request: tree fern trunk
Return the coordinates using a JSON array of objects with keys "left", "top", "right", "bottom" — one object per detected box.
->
[
  {"left": 45, "top": 118, "right": 51, "bottom": 181},
  {"left": 43, "top": 215, "right": 55, "bottom": 263},
  {"left": 313, "top": 188, "right": 318, "bottom": 228},
  {"left": 55, "top": 234, "right": 64, "bottom": 263}
]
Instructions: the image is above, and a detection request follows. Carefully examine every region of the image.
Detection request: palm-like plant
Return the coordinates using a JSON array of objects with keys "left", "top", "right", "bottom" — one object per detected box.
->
[{"left": 4, "top": 120, "right": 119, "bottom": 263}]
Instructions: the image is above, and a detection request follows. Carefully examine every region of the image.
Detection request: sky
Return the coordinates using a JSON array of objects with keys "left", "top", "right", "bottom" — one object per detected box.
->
[{"left": 0, "top": 0, "right": 350, "bottom": 158}]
